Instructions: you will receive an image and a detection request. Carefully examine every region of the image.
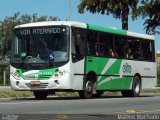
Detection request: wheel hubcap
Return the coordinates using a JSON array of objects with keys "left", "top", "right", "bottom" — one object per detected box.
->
[
  {"left": 86, "top": 81, "right": 93, "bottom": 93},
  {"left": 135, "top": 82, "right": 140, "bottom": 94}
]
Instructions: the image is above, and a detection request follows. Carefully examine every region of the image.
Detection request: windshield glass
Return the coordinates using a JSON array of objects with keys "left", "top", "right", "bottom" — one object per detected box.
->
[{"left": 11, "top": 26, "right": 69, "bottom": 69}]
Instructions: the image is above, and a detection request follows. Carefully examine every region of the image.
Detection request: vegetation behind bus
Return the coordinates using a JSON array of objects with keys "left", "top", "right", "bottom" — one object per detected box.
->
[
  {"left": 78, "top": 0, "right": 139, "bottom": 30},
  {"left": 157, "top": 66, "right": 160, "bottom": 87},
  {"left": 78, "top": 0, "right": 160, "bottom": 35}
]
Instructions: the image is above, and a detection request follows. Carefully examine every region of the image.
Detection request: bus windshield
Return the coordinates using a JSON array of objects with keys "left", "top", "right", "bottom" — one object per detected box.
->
[{"left": 11, "top": 26, "right": 69, "bottom": 69}]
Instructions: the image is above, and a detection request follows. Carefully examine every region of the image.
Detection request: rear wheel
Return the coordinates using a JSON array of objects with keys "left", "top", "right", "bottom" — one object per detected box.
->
[
  {"left": 121, "top": 76, "right": 141, "bottom": 97},
  {"left": 33, "top": 91, "right": 48, "bottom": 100}
]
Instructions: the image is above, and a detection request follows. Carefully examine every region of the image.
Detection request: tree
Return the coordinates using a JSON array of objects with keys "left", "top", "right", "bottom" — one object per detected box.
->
[
  {"left": 78, "top": 0, "right": 139, "bottom": 30},
  {"left": 132, "top": 0, "right": 160, "bottom": 34},
  {"left": 0, "top": 12, "right": 60, "bottom": 58}
]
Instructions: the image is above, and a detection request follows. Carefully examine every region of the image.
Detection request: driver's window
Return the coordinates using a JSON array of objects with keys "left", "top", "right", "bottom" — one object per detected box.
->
[{"left": 71, "top": 27, "right": 86, "bottom": 62}]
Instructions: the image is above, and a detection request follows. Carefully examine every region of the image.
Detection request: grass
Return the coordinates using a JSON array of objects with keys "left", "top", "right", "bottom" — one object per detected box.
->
[
  {"left": 0, "top": 89, "right": 160, "bottom": 99},
  {"left": 142, "top": 89, "right": 160, "bottom": 93},
  {"left": 103, "top": 91, "right": 121, "bottom": 96},
  {"left": 0, "top": 91, "right": 33, "bottom": 98},
  {"left": 55, "top": 92, "right": 79, "bottom": 97},
  {"left": 0, "top": 85, "right": 10, "bottom": 87},
  {"left": 0, "top": 91, "right": 79, "bottom": 98}
]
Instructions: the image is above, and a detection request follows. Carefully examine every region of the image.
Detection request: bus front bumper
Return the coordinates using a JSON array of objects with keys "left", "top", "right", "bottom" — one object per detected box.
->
[{"left": 10, "top": 72, "right": 72, "bottom": 91}]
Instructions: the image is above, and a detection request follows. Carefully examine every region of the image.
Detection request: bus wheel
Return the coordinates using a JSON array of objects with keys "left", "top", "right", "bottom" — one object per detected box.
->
[
  {"left": 79, "top": 80, "right": 94, "bottom": 99},
  {"left": 33, "top": 91, "right": 48, "bottom": 100},
  {"left": 132, "top": 76, "right": 141, "bottom": 97},
  {"left": 121, "top": 76, "right": 141, "bottom": 97}
]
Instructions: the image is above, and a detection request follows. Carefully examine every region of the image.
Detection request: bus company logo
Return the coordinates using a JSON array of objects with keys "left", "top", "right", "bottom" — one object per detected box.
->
[{"left": 122, "top": 63, "right": 132, "bottom": 73}]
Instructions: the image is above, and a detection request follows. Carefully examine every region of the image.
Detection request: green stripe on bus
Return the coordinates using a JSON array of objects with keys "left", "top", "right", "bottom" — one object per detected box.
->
[
  {"left": 84, "top": 56, "right": 132, "bottom": 90},
  {"left": 97, "top": 77, "right": 132, "bottom": 90},
  {"left": 98, "top": 59, "right": 122, "bottom": 83},
  {"left": 84, "top": 56, "right": 109, "bottom": 74},
  {"left": 16, "top": 68, "right": 58, "bottom": 80},
  {"left": 87, "top": 24, "right": 127, "bottom": 36},
  {"left": 106, "top": 59, "right": 122, "bottom": 75}
]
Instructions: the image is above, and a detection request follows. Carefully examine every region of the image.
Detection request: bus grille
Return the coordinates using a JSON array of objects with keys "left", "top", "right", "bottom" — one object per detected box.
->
[
  {"left": 25, "top": 83, "right": 48, "bottom": 89},
  {"left": 23, "top": 74, "right": 52, "bottom": 80},
  {"left": 38, "top": 75, "right": 52, "bottom": 79}
]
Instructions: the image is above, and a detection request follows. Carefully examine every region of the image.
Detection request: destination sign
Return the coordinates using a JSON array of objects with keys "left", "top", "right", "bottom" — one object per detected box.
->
[{"left": 16, "top": 27, "right": 65, "bottom": 35}]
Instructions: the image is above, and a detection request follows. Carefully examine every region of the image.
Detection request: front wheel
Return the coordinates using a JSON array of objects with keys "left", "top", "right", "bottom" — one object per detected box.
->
[
  {"left": 79, "top": 80, "right": 94, "bottom": 99},
  {"left": 33, "top": 91, "right": 48, "bottom": 100},
  {"left": 121, "top": 76, "right": 141, "bottom": 97}
]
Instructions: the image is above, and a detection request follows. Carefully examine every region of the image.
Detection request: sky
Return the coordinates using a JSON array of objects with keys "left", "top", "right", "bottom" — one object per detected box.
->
[{"left": 0, "top": 0, "right": 159, "bottom": 51}]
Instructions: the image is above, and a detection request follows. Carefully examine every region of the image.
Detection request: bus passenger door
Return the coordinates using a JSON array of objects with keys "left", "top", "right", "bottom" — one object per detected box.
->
[{"left": 71, "top": 28, "right": 86, "bottom": 90}]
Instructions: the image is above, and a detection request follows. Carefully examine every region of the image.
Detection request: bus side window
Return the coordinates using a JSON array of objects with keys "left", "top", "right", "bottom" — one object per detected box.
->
[
  {"left": 115, "top": 36, "right": 126, "bottom": 58},
  {"left": 141, "top": 40, "right": 155, "bottom": 61},
  {"left": 135, "top": 40, "right": 143, "bottom": 60},
  {"left": 87, "top": 31, "right": 97, "bottom": 56},
  {"left": 150, "top": 41, "right": 155, "bottom": 61},
  {"left": 100, "top": 33, "right": 115, "bottom": 58},
  {"left": 128, "top": 38, "right": 142, "bottom": 60}
]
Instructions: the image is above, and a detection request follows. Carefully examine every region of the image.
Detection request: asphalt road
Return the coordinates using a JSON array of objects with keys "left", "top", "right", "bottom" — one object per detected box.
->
[{"left": 0, "top": 94, "right": 160, "bottom": 120}]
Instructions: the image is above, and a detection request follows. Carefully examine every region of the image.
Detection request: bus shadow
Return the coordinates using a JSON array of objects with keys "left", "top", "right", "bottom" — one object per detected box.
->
[{"left": 12, "top": 94, "right": 154, "bottom": 101}]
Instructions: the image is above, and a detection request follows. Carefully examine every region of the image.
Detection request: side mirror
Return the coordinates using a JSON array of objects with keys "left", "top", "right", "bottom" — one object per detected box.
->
[
  {"left": 71, "top": 53, "right": 77, "bottom": 62},
  {"left": 71, "top": 53, "right": 83, "bottom": 63}
]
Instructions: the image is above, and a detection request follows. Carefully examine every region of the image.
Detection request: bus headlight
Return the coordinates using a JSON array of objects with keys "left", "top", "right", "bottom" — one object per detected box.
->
[
  {"left": 11, "top": 72, "right": 21, "bottom": 80},
  {"left": 53, "top": 70, "right": 66, "bottom": 79}
]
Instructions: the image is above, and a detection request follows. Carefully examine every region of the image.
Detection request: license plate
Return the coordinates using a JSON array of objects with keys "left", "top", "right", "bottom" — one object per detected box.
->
[{"left": 30, "top": 81, "right": 41, "bottom": 86}]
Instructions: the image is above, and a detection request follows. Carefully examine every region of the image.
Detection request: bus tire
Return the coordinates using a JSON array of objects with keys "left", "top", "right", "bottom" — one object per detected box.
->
[
  {"left": 121, "top": 76, "right": 141, "bottom": 97},
  {"left": 33, "top": 91, "right": 48, "bottom": 100},
  {"left": 79, "top": 72, "right": 97, "bottom": 99},
  {"left": 79, "top": 80, "right": 94, "bottom": 99}
]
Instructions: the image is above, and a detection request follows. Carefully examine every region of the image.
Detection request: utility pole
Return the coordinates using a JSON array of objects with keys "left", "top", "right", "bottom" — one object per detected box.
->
[
  {"left": 3, "top": 28, "right": 6, "bottom": 86},
  {"left": 68, "top": 0, "right": 71, "bottom": 21},
  {"left": 3, "top": 67, "right": 6, "bottom": 86}
]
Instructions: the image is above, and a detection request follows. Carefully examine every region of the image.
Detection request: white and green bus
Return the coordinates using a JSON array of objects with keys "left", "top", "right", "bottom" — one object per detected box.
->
[{"left": 10, "top": 21, "right": 157, "bottom": 99}]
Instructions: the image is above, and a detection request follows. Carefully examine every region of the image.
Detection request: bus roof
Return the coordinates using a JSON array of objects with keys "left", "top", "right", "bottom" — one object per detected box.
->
[
  {"left": 86, "top": 23, "right": 154, "bottom": 40},
  {"left": 14, "top": 21, "right": 155, "bottom": 40},
  {"left": 14, "top": 21, "right": 87, "bottom": 29}
]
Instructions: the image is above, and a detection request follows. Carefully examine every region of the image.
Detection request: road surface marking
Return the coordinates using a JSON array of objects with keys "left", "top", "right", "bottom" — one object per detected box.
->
[
  {"left": 55, "top": 115, "right": 69, "bottom": 120},
  {"left": 126, "top": 109, "right": 136, "bottom": 113}
]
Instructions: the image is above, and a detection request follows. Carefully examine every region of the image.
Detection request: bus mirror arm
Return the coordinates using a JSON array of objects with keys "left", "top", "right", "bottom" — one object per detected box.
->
[
  {"left": 71, "top": 53, "right": 81, "bottom": 62},
  {"left": 72, "top": 53, "right": 83, "bottom": 62},
  {"left": 71, "top": 53, "right": 76, "bottom": 60}
]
